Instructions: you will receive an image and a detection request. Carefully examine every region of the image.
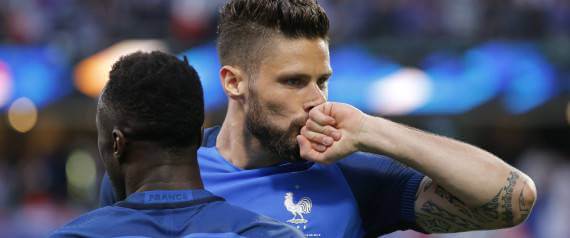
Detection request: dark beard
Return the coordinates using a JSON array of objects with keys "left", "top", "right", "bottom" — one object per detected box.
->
[{"left": 245, "top": 94, "right": 305, "bottom": 163}]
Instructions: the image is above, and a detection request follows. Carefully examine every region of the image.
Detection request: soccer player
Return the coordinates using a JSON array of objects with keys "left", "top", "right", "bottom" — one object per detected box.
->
[
  {"left": 51, "top": 51, "right": 303, "bottom": 237},
  {"left": 100, "top": 1, "right": 537, "bottom": 237}
]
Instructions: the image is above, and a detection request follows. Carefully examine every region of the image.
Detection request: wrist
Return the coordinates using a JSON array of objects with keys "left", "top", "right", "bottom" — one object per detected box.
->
[
  {"left": 355, "top": 113, "right": 373, "bottom": 152},
  {"left": 355, "top": 115, "right": 393, "bottom": 155}
]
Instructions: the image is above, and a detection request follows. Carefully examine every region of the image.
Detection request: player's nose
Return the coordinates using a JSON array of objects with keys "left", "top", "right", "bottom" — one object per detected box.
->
[{"left": 303, "top": 83, "right": 326, "bottom": 113}]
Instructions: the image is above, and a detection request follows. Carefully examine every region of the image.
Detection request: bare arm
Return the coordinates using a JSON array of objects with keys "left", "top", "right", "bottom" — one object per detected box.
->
[
  {"left": 415, "top": 173, "right": 535, "bottom": 232},
  {"left": 298, "top": 102, "right": 537, "bottom": 233}
]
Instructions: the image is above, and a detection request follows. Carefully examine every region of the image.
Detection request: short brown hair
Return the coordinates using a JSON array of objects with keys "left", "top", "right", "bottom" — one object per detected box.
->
[{"left": 217, "top": 0, "right": 329, "bottom": 74}]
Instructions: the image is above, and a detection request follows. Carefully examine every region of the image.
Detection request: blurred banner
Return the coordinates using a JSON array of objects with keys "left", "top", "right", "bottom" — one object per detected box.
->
[
  {"left": 0, "top": 46, "right": 72, "bottom": 110},
  {"left": 174, "top": 41, "right": 565, "bottom": 117}
]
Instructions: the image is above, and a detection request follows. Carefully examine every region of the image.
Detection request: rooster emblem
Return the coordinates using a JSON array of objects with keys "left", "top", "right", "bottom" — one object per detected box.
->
[{"left": 284, "top": 192, "right": 312, "bottom": 224}]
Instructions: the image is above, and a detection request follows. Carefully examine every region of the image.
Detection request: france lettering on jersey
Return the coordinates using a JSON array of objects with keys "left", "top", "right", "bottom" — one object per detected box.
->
[
  {"left": 100, "top": 127, "right": 425, "bottom": 237},
  {"left": 52, "top": 189, "right": 303, "bottom": 238}
]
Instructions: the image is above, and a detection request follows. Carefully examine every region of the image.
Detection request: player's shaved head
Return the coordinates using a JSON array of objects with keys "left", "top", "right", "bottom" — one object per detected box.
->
[
  {"left": 98, "top": 51, "right": 204, "bottom": 150},
  {"left": 96, "top": 51, "right": 205, "bottom": 200},
  {"left": 217, "top": 0, "right": 329, "bottom": 75}
]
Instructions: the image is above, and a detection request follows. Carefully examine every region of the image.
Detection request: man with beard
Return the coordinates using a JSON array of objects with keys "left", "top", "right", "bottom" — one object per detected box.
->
[
  {"left": 100, "top": 1, "right": 537, "bottom": 237},
  {"left": 53, "top": 51, "right": 304, "bottom": 237}
]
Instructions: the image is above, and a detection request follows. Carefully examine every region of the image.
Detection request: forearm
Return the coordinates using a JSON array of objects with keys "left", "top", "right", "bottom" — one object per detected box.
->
[
  {"left": 415, "top": 175, "right": 536, "bottom": 232},
  {"left": 357, "top": 115, "right": 534, "bottom": 208},
  {"left": 300, "top": 102, "right": 536, "bottom": 231}
]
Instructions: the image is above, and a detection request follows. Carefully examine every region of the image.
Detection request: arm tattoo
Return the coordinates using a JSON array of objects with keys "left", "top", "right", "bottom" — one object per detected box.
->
[
  {"left": 435, "top": 185, "right": 465, "bottom": 206},
  {"left": 420, "top": 201, "right": 482, "bottom": 230},
  {"left": 417, "top": 171, "right": 526, "bottom": 233},
  {"left": 501, "top": 171, "right": 519, "bottom": 225},
  {"left": 518, "top": 181, "right": 531, "bottom": 216},
  {"left": 416, "top": 213, "right": 452, "bottom": 233}
]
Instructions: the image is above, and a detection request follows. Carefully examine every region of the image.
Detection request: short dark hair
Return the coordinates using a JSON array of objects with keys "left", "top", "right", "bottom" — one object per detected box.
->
[
  {"left": 101, "top": 51, "right": 204, "bottom": 149},
  {"left": 217, "top": 0, "right": 329, "bottom": 74}
]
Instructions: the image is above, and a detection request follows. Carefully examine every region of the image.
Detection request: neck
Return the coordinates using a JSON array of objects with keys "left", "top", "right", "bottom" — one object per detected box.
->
[
  {"left": 123, "top": 145, "right": 204, "bottom": 197},
  {"left": 216, "top": 102, "right": 282, "bottom": 169}
]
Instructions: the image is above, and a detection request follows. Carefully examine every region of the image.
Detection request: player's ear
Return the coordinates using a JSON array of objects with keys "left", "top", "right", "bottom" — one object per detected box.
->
[
  {"left": 220, "top": 65, "right": 246, "bottom": 100},
  {"left": 112, "top": 128, "right": 127, "bottom": 163}
]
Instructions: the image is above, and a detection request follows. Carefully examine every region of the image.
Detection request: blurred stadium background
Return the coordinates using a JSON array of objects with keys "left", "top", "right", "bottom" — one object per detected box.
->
[{"left": 0, "top": 0, "right": 568, "bottom": 237}]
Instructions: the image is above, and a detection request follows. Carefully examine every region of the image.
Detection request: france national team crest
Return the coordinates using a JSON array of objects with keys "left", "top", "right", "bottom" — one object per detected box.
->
[{"left": 283, "top": 192, "right": 312, "bottom": 229}]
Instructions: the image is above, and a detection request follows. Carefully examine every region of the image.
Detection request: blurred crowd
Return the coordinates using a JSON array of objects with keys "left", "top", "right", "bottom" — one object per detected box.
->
[
  {"left": 1, "top": 0, "right": 569, "bottom": 56},
  {"left": 0, "top": 0, "right": 568, "bottom": 237}
]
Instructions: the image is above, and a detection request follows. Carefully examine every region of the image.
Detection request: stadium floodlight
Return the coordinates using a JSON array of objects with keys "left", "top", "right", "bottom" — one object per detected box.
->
[{"left": 74, "top": 40, "right": 168, "bottom": 98}]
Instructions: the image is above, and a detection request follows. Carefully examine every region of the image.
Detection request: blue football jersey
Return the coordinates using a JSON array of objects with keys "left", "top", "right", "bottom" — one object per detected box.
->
[
  {"left": 100, "top": 127, "right": 425, "bottom": 237},
  {"left": 52, "top": 189, "right": 304, "bottom": 238}
]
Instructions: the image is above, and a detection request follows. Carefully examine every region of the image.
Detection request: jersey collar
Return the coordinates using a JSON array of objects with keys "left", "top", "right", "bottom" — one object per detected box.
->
[{"left": 115, "top": 189, "right": 224, "bottom": 210}]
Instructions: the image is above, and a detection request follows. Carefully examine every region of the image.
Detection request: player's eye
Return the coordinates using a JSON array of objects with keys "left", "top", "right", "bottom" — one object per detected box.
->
[
  {"left": 317, "top": 78, "right": 328, "bottom": 90},
  {"left": 284, "top": 78, "right": 304, "bottom": 87}
]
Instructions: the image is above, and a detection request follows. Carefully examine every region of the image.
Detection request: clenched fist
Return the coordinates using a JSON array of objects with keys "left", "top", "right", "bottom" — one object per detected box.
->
[{"left": 297, "top": 102, "right": 367, "bottom": 164}]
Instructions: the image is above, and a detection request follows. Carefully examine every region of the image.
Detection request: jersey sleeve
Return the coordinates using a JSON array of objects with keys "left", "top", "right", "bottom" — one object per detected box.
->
[
  {"left": 337, "top": 152, "right": 426, "bottom": 236},
  {"left": 99, "top": 173, "right": 117, "bottom": 207}
]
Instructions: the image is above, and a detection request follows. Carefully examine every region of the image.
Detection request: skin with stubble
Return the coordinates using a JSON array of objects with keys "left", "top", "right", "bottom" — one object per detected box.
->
[
  {"left": 245, "top": 36, "right": 333, "bottom": 163},
  {"left": 218, "top": 35, "right": 333, "bottom": 168}
]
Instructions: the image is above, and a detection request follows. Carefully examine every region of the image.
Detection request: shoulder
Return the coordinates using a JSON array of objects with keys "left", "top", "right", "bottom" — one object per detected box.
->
[
  {"left": 338, "top": 152, "right": 416, "bottom": 177},
  {"left": 340, "top": 151, "right": 394, "bottom": 164},
  {"left": 49, "top": 207, "right": 121, "bottom": 237},
  {"left": 335, "top": 152, "right": 424, "bottom": 236},
  {"left": 336, "top": 152, "right": 424, "bottom": 191}
]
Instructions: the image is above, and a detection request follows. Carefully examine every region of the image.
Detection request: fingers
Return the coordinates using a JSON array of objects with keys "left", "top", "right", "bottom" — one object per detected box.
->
[
  {"left": 309, "top": 105, "right": 336, "bottom": 126},
  {"left": 311, "top": 142, "right": 327, "bottom": 153},
  {"left": 300, "top": 103, "right": 342, "bottom": 157},
  {"left": 305, "top": 119, "right": 341, "bottom": 141},
  {"left": 301, "top": 126, "right": 334, "bottom": 146},
  {"left": 297, "top": 135, "right": 323, "bottom": 161}
]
